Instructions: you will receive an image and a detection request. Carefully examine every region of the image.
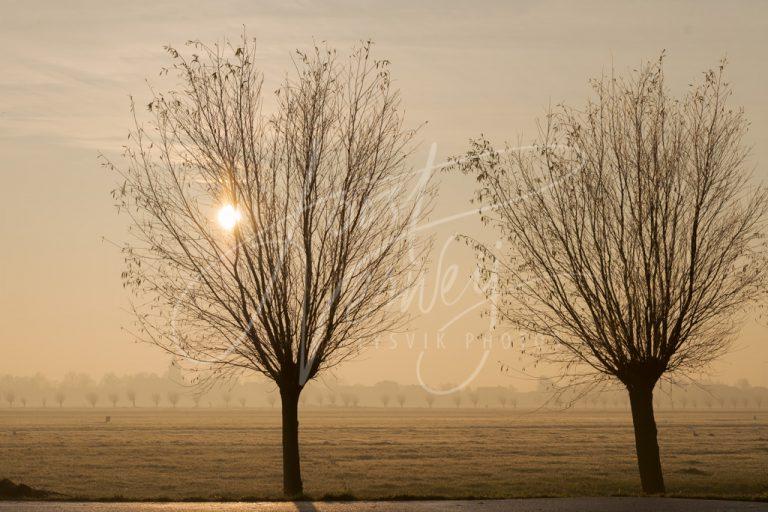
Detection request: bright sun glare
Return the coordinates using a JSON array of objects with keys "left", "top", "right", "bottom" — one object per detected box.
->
[{"left": 217, "top": 204, "right": 241, "bottom": 231}]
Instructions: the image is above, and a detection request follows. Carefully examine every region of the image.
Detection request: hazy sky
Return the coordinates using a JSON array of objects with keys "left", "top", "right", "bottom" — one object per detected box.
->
[{"left": 1, "top": 0, "right": 767, "bottom": 389}]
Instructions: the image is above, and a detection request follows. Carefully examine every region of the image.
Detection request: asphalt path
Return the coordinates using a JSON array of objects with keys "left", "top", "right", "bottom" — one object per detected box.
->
[{"left": 0, "top": 498, "right": 765, "bottom": 512}]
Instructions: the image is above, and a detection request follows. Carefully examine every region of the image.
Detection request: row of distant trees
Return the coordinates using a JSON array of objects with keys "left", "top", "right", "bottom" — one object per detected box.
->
[
  {"left": 565, "top": 380, "right": 767, "bottom": 411},
  {"left": 1, "top": 372, "right": 764, "bottom": 410}
]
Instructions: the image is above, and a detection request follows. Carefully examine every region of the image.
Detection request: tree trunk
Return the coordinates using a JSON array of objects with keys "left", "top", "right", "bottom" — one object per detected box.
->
[
  {"left": 627, "top": 383, "right": 665, "bottom": 494},
  {"left": 280, "top": 385, "right": 303, "bottom": 497}
]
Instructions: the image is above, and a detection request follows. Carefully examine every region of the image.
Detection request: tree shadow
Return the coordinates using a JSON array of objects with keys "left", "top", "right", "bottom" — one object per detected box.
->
[{"left": 292, "top": 501, "right": 319, "bottom": 512}]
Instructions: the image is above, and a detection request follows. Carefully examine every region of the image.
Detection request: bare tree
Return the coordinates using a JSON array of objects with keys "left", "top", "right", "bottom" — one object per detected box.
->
[
  {"left": 86, "top": 392, "right": 99, "bottom": 408},
  {"left": 238, "top": 397, "right": 247, "bottom": 408},
  {"left": 396, "top": 393, "right": 406, "bottom": 408},
  {"left": 451, "top": 393, "right": 462, "bottom": 408},
  {"left": 458, "top": 57, "right": 767, "bottom": 493},
  {"left": 222, "top": 393, "right": 232, "bottom": 408},
  {"left": 168, "top": 392, "right": 180, "bottom": 408},
  {"left": 4, "top": 392, "right": 15, "bottom": 408},
  {"left": 108, "top": 35, "right": 431, "bottom": 496},
  {"left": 151, "top": 393, "right": 161, "bottom": 408},
  {"left": 424, "top": 394, "right": 435, "bottom": 409},
  {"left": 126, "top": 389, "right": 137, "bottom": 407},
  {"left": 108, "top": 393, "right": 119, "bottom": 407},
  {"left": 469, "top": 391, "right": 480, "bottom": 408},
  {"left": 267, "top": 394, "right": 277, "bottom": 409},
  {"left": 379, "top": 394, "right": 390, "bottom": 407},
  {"left": 55, "top": 391, "right": 65, "bottom": 408}
]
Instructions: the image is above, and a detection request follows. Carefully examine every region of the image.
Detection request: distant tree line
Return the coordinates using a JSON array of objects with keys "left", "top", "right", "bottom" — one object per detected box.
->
[{"left": 0, "top": 372, "right": 764, "bottom": 411}]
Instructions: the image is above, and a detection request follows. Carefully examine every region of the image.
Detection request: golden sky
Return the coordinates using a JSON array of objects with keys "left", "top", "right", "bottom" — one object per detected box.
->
[{"left": 1, "top": 0, "right": 767, "bottom": 389}]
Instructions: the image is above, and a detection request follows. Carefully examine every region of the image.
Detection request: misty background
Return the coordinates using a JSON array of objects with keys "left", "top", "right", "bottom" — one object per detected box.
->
[{"left": 1, "top": 0, "right": 767, "bottom": 391}]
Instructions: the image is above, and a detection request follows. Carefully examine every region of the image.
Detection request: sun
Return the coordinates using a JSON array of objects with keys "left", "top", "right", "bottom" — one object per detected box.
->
[{"left": 217, "top": 204, "right": 241, "bottom": 231}]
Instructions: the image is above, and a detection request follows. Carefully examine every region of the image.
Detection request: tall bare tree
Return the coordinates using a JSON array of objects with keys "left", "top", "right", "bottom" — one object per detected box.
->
[
  {"left": 107, "top": 37, "right": 431, "bottom": 496},
  {"left": 458, "top": 57, "right": 767, "bottom": 493}
]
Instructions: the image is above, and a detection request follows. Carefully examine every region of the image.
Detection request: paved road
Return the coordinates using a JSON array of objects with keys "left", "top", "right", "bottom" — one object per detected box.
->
[{"left": 0, "top": 499, "right": 765, "bottom": 512}]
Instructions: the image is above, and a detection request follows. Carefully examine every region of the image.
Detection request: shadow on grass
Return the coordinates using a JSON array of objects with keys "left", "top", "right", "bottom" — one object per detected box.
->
[{"left": 0, "top": 479, "right": 57, "bottom": 500}]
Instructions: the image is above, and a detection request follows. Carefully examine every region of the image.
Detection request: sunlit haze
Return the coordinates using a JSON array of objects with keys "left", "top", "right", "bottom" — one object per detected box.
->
[{"left": 1, "top": 0, "right": 767, "bottom": 390}]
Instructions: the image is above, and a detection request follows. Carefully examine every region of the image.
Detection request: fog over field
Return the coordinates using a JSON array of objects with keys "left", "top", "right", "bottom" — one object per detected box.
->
[{"left": 2, "top": 0, "right": 767, "bottom": 390}]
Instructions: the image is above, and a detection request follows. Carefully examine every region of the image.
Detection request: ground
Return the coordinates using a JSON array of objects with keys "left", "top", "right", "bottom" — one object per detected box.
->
[{"left": 0, "top": 408, "right": 765, "bottom": 500}]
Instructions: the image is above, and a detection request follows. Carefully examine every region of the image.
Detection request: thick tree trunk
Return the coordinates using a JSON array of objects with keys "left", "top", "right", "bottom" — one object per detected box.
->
[
  {"left": 627, "top": 383, "right": 665, "bottom": 494},
  {"left": 280, "top": 385, "right": 303, "bottom": 497}
]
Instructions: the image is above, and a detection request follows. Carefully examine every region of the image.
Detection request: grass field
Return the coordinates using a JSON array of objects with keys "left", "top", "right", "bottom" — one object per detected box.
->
[{"left": 0, "top": 408, "right": 766, "bottom": 500}]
